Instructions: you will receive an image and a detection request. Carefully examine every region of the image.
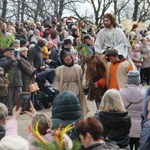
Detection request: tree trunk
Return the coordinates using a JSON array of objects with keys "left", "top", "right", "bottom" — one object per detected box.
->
[
  {"left": 2, "top": 0, "right": 7, "bottom": 19},
  {"left": 21, "top": 0, "right": 25, "bottom": 22},
  {"left": 132, "top": 0, "right": 139, "bottom": 21}
]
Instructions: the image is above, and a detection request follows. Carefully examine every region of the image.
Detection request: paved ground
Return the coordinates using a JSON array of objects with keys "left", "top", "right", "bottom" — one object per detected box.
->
[
  {"left": 7, "top": 97, "right": 96, "bottom": 139},
  {"left": 7, "top": 85, "right": 148, "bottom": 139}
]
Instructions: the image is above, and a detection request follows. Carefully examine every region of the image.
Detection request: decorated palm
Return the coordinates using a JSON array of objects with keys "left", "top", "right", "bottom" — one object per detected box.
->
[{"left": 28, "top": 121, "right": 81, "bottom": 150}]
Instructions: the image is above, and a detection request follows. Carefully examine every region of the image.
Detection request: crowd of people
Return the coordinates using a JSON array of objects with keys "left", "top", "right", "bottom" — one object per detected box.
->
[{"left": 0, "top": 12, "right": 150, "bottom": 149}]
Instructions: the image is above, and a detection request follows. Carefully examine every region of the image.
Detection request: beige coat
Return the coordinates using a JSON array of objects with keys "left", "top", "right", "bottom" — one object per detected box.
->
[
  {"left": 53, "top": 64, "right": 89, "bottom": 116},
  {"left": 106, "top": 61, "right": 133, "bottom": 89}
]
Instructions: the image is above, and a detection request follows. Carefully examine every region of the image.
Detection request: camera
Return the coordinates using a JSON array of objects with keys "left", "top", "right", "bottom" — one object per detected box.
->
[{"left": 16, "top": 92, "right": 31, "bottom": 111}]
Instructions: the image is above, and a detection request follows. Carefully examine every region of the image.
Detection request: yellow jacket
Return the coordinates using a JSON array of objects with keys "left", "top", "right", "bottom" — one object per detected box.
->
[{"left": 42, "top": 46, "right": 51, "bottom": 59}]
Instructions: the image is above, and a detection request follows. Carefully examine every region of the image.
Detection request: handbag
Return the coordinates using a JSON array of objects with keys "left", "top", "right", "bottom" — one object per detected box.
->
[{"left": 28, "top": 82, "right": 39, "bottom": 93}]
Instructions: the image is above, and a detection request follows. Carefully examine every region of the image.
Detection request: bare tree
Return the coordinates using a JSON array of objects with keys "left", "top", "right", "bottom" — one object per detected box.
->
[
  {"left": 137, "top": 0, "right": 150, "bottom": 22},
  {"left": 66, "top": 0, "right": 113, "bottom": 26},
  {"left": 113, "top": 0, "right": 130, "bottom": 23},
  {"left": 0, "top": 0, "right": 8, "bottom": 18},
  {"left": 0, "top": 0, "right": 149, "bottom": 25},
  {"left": 132, "top": 0, "right": 142, "bottom": 21}
]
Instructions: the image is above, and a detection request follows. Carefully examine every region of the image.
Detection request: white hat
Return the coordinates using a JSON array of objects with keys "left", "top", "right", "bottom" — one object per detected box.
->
[
  {"left": 20, "top": 47, "right": 28, "bottom": 53},
  {"left": 0, "top": 135, "right": 29, "bottom": 150}
]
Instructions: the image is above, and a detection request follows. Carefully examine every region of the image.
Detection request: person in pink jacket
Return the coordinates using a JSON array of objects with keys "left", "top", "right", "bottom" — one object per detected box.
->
[{"left": 0, "top": 106, "right": 29, "bottom": 150}]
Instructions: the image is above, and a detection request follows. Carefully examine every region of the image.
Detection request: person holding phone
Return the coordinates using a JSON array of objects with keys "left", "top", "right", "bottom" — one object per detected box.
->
[
  {"left": 0, "top": 47, "right": 23, "bottom": 115},
  {"left": 0, "top": 105, "right": 29, "bottom": 150},
  {"left": 12, "top": 39, "right": 21, "bottom": 59}
]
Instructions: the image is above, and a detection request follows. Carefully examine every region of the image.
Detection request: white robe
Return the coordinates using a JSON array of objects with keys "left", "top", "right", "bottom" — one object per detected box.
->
[{"left": 94, "top": 27, "right": 133, "bottom": 63}]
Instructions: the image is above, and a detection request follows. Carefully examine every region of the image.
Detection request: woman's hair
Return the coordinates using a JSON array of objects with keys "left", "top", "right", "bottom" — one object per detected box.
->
[
  {"left": 103, "top": 13, "right": 118, "bottom": 28},
  {"left": 100, "top": 89, "right": 126, "bottom": 112},
  {"left": 0, "top": 103, "right": 8, "bottom": 124},
  {"left": 47, "top": 40, "right": 57, "bottom": 50},
  {"left": 51, "top": 29, "right": 58, "bottom": 39},
  {"left": 32, "top": 113, "right": 52, "bottom": 135},
  {"left": 75, "top": 117, "right": 104, "bottom": 141}
]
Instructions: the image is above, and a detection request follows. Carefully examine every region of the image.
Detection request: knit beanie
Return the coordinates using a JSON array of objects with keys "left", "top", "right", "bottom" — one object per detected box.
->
[
  {"left": 0, "top": 135, "right": 29, "bottom": 150},
  {"left": 0, "top": 67, "right": 4, "bottom": 71},
  {"left": 52, "top": 91, "right": 82, "bottom": 119},
  {"left": 13, "top": 39, "right": 20, "bottom": 45},
  {"left": 33, "top": 29, "right": 39, "bottom": 35},
  {"left": 127, "top": 70, "right": 141, "bottom": 85}
]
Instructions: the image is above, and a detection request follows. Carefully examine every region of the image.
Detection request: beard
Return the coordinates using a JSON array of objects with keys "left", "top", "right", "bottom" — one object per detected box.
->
[{"left": 104, "top": 23, "right": 111, "bottom": 28}]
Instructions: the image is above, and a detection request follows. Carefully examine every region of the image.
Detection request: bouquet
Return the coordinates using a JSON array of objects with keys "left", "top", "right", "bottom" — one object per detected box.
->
[{"left": 29, "top": 122, "right": 81, "bottom": 150}]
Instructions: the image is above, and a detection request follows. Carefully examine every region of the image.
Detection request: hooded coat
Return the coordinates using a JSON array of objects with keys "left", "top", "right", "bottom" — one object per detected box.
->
[
  {"left": 119, "top": 84, "right": 145, "bottom": 137},
  {"left": 95, "top": 111, "right": 131, "bottom": 148},
  {"left": 51, "top": 91, "right": 82, "bottom": 140}
]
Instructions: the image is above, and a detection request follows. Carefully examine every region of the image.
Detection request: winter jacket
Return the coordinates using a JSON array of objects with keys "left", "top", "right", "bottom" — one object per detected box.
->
[
  {"left": 0, "top": 75, "right": 7, "bottom": 97},
  {"left": 0, "top": 56, "right": 23, "bottom": 87},
  {"left": 139, "top": 120, "right": 150, "bottom": 150},
  {"left": 28, "top": 45, "right": 45, "bottom": 73},
  {"left": 51, "top": 91, "right": 82, "bottom": 139},
  {"left": 18, "top": 54, "right": 35, "bottom": 92},
  {"left": 49, "top": 49, "right": 61, "bottom": 68},
  {"left": 84, "top": 141, "right": 119, "bottom": 150},
  {"left": 119, "top": 84, "right": 145, "bottom": 138},
  {"left": 95, "top": 111, "right": 131, "bottom": 148},
  {"left": 0, "top": 124, "right": 5, "bottom": 140}
]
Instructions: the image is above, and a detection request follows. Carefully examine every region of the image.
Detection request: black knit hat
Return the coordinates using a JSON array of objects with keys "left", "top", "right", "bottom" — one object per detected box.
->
[
  {"left": 64, "top": 39, "right": 72, "bottom": 45},
  {"left": 20, "top": 39, "right": 28, "bottom": 46}
]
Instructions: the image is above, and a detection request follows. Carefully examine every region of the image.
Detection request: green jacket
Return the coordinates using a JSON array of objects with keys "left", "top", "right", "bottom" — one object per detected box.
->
[{"left": 51, "top": 91, "right": 82, "bottom": 139}]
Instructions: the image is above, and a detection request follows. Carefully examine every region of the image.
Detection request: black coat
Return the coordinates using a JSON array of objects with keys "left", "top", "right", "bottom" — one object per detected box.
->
[
  {"left": 0, "top": 56, "right": 23, "bottom": 86},
  {"left": 48, "top": 49, "right": 61, "bottom": 68},
  {"left": 95, "top": 111, "right": 131, "bottom": 148},
  {"left": 28, "top": 45, "right": 45, "bottom": 73}
]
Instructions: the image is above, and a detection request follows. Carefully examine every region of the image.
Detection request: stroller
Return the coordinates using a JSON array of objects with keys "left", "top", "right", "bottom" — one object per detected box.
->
[{"left": 35, "top": 69, "right": 56, "bottom": 109}]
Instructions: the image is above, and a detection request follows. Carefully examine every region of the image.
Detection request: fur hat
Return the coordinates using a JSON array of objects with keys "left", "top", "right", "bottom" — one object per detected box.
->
[
  {"left": 0, "top": 135, "right": 29, "bottom": 150},
  {"left": 127, "top": 70, "right": 141, "bottom": 85},
  {"left": 20, "top": 47, "right": 28, "bottom": 53}
]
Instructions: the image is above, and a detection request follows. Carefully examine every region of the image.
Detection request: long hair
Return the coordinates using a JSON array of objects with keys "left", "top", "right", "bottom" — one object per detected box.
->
[
  {"left": 100, "top": 89, "right": 126, "bottom": 112},
  {"left": 103, "top": 13, "right": 118, "bottom": 28}
]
